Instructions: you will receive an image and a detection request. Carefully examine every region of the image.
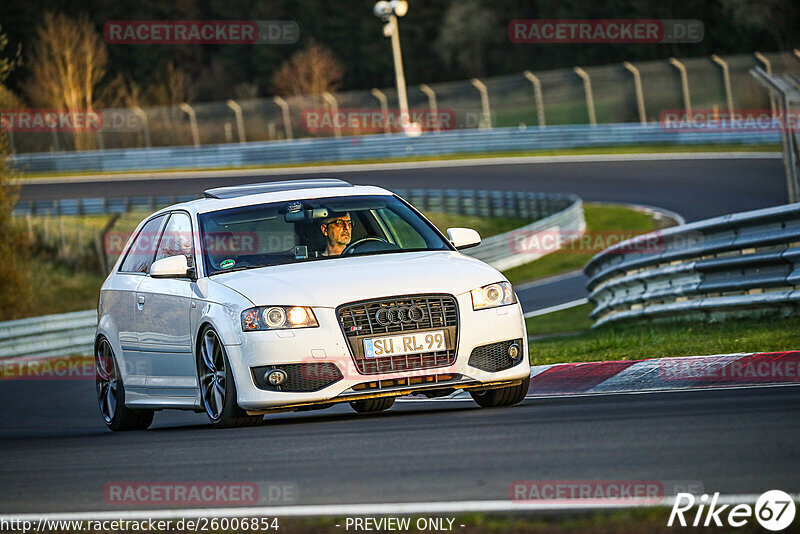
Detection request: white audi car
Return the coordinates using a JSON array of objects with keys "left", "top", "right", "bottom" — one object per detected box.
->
[{"left": 95, "top": 179, "right": 530, "bottom": 430}]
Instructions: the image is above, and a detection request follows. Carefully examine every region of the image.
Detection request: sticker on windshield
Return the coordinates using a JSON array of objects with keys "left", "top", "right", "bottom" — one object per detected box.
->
[{"left": 220, "top": 259, "right": 236, "bottom": 269}]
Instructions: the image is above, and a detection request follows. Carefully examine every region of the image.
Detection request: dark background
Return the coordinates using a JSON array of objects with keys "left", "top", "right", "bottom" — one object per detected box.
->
[{"left": 1, "top": 0, "right": 798, "bottom": 102}]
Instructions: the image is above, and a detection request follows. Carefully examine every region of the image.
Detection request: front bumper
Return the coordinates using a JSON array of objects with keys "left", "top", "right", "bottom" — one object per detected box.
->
[{"left": 225, "top": 292, "right": 530, "bottom": 411}]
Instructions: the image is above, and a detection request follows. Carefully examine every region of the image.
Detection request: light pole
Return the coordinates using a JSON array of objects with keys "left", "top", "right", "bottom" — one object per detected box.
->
[{"left": 374, "top": 1, "right": 415, "bottom": 134}]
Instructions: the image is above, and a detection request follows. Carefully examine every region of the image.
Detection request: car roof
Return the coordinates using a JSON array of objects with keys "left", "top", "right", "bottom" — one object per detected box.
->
[{"left": 151, "top": 180, "right": 396, "bottom": 217}]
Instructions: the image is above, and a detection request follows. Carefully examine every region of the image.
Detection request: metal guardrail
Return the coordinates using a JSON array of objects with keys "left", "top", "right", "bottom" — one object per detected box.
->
[
  {"left": 0, "top": 310, "right": 97, "bottom": 360},
  {"left": 585, "top": 202, "right": 800, "bottom": 327},
  {"left": 10, "top": 123, "right": 780, "bottom": 175},
  {"left": 3, "top": 189, "right": 584, "bottom": 358},
  {"left": 750, "top": 68, "right": 800, "bottom": 204},
  {"left": 465, "top": 197, "right": 584, "bottom": 271}
]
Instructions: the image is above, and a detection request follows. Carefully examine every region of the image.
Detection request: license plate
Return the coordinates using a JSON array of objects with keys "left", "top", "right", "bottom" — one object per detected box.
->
[{"left": 363, "top": 330, "right": 446, "bottom": 358}]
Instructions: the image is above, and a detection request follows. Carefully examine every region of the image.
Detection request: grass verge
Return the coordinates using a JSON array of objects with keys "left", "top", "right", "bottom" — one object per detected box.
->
[
  {"left": 504, "top": 203, "right": 661, "bottom": 284},
  {"left": 16, "top": 143, "right": 780, "bottom": 180},
  {"left": 425, "top": 211, "right": 530, "bottom": 239},
  {"left": 526, "top": 303, "right": 594, "bottom": 336},
  {"left": 528, "top": 315, "right": 800, "bottom": 366},
  {"left": 29, "top": 259, "right": 104, "bottom": 316}
]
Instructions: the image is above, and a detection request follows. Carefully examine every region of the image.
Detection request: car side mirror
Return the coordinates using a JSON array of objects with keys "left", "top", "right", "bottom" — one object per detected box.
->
[
  {"left": 150, "top": 255, "right": 194, "bottom": 279},
  {"left": 447, "top": 227, "right": 481, "bottom": 250}
]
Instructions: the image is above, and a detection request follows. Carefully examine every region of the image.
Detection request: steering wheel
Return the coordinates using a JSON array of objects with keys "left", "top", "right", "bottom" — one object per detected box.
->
[{"left": 342, "top": 237, "right": 393, "bottom": 255}]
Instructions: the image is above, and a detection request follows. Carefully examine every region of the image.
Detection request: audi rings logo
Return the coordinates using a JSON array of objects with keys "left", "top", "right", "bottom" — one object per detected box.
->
[{"left": 375, "top": 305, "right": 426, "bottom": 326}]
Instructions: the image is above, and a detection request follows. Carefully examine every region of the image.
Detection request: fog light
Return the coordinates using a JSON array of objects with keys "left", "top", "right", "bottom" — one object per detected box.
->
[
  {"left": 266, "top": 369, "right": 287, "bottom": 386},
  {"left": 508, "top": 343, "right": 520, "bottom": 359}
]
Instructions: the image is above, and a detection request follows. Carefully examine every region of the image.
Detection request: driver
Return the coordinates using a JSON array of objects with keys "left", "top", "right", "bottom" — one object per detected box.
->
[{"left": 319, "top": 212, "right": 352, "bottom": 256}]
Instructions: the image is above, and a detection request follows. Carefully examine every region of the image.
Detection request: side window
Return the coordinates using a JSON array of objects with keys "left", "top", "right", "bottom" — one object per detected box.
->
[
  {"left": 154, "top": 212, "right": 194, "bottom": 265},
  {"left": 119, "top": 215, "right": 167, "bottom": 273},
  {"left": 379, "top": 209, "right": 426, "bottom": 248}
]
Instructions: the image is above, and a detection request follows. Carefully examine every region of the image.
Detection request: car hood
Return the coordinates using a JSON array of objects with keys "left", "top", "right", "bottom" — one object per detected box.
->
[{"left": 211, "top": 251, "right": 504, "bottom": 308}]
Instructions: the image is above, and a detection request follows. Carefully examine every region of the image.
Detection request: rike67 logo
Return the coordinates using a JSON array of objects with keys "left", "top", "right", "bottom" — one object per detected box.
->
[{"left": 668, "top": 490, "right": 796, "bottom": 531}]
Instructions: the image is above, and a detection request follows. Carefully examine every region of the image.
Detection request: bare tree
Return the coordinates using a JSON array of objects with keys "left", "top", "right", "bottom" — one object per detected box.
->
[
  {"left": 145, "top": 62, "right": 195, "bottom": 106},
  {"left": 271, "top": 42, "right": 344, "bottom": 97},
  {"left": 0, "top": 25, "right": 33, "bottom": 319},
  {"left": 24, "top": 13, "right": 108, "bottom": 151}
]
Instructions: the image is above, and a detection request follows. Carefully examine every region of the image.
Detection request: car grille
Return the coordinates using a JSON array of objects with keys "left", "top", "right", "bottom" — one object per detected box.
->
[
  {"left": 251, "top": 362, "right": 343, "bottom": 392},
  {"left": 468, "top": 339, "right": 524, "bottom": 372},
  {"left": 337, "top": 294, "right": 459, "bottom": 375}
]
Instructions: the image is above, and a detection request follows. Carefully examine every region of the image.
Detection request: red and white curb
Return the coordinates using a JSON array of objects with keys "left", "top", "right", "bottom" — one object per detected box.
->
[
  {"left": 529, "top": 350, "right": 800, "bottom": 396},
  {"left": 400, "top": 350, "right": 800, "bottom": 401}
]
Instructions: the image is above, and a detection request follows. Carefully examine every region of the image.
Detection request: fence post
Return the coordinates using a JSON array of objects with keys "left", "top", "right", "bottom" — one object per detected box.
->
[
  {"left": 370, "top": 88, "right": 391, "bottom": 134},
  {"left": 623, "top": 62, "right": 647, "bottom": 125},
  {"left": 420, "top": 84, "right": 440, "bottom": 133},
  {"left": 322, "top": 92, "right": 341, "bottom": 138},
  {"left": 754, "top": 52, "right": 776, "bottom": 117},
  {"left": 179, "top": 103, "right": 200, "bottom": 147},
  {"left": 573, "top": 67, "right": 597, "bottom": 126},
  {"left": 470, "top": 78, "right": 492, "bottom": 129},
  {"left": 669, "top": 58, "right": 692, "bottom": 121},
  {"left": 226, "top": 99, "right": 247, "bottom": 144},
  {"left": 273, "top": 96, "right": 294, "bottom": 140},
  {"left": 522, "top": 71, "right": 546, "bottom": 127},
  {"left": 133, "top": 106, "right": 151, "bottom": 148},
  {"left": 711, "top": 55, "right": 734, "bottom": 117}
]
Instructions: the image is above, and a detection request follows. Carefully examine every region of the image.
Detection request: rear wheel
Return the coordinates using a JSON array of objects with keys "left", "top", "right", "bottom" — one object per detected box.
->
[
  {"left": 95, "top": 338, "right": 153, "bottom": 431},
  {"left": 350, "top": 396, "right": 395, "bottom": 413},
  {"left": 198, "top": 327, "right": 262, "bottom": 428},
  {"left": 470, "top": 376, "right": 530, "bottom": 408}
]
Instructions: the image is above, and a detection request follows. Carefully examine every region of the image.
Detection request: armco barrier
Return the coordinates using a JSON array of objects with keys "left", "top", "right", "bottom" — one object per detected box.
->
[
  {"left": 9, "top": 123, "right": 780, "bottom": 174},
  {"left": 0, "top": 310, "right": 97, "bottom": 360},
  {"left": 585, "top": 202, "right": 800, "bottom": 327},
  {"left": 3, "top": 190, "right": 584, "bottom": 358}
]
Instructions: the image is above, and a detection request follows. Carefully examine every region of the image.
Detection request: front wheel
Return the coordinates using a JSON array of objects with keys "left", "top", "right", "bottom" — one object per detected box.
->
[
  {"left": 198, "top": 327, "right": 262, "bottom": 428},
  {"left": 470, "top": 376, "right": 530, "bottom": 408},
  {"left": 95, "top": 337, "right": 154, "bottom": 431}
]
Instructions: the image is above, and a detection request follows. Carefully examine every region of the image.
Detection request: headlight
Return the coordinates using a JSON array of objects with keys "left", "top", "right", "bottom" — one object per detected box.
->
[
  {"left": 241, "top": 306, "right": 318, "bottom": 331},
  {"left": 471, "top": 282, "right": 516, "bottom": 310}
]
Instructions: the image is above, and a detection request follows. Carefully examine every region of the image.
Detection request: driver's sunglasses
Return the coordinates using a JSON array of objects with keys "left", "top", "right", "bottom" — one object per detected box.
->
[{"left": 326, "top": 219, "right": 352, "bottom": 230}]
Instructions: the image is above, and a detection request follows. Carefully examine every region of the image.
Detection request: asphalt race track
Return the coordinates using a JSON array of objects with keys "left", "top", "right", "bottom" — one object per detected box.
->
[
  {"left": 3, "top": 155, "right": 797, "bottom": 515},
  {"left": 18, "top": 156, "right": 788, "bottom": 222},
  {"left": 1, "top": 377, "right": 798, "bottom": 514}
]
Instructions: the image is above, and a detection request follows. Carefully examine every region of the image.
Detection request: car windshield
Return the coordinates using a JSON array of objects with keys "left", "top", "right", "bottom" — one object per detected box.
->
[{"left": 198, "top": 194, "right": 452, "bottom": 275}]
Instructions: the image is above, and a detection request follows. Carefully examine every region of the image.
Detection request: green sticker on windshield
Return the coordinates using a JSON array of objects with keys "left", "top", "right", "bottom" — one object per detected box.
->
[{"left": 220, "top": 259, "right": 235, "bottom": 269}]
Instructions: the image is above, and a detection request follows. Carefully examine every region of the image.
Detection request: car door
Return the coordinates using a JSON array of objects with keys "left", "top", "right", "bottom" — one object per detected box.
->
[
  {"left": 135, "top": 211, "right": 198, "bottom": 396},
  {"left": 112, "top": 214, "right": 168, "bottom": 389}
]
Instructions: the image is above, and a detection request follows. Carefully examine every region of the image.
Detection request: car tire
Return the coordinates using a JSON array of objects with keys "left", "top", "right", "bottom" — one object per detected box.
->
[
  {"left": 95, "top": 337, "right": 154, "bottom": 431},
  {"left": 349, "top": 396, "right": 395, "bottom": 413},
  {"left": 198, "top": 326, "right": 262, "bottom": 429},
  {"left": 470, "top": 375, "right": 530, "bottom": 408}
]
